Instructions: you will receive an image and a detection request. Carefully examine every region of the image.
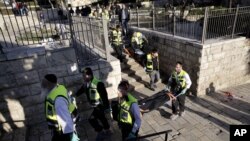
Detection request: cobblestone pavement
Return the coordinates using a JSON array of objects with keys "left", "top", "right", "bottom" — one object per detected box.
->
[{"left": 1, "top": 83, "right": 250, "bottom": 141}]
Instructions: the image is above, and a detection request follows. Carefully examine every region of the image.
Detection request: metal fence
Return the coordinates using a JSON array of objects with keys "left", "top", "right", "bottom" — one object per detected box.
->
[
  {"left": 0, "top": 1, "right": 110, "bottom": 64},
  {"left": 129, "top": 6, "right": 250, "bottom": 43},
  {"left": 70, "top": 16, "right": 110, "bottom": 65}
]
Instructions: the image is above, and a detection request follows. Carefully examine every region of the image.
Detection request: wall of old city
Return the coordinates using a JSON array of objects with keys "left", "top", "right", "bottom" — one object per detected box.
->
[
  {"left": 0, "top": 46, "right": 121, "bottom": 135},
  {"left": 130, "top": 27, "right": 250, "bottom": 96}
]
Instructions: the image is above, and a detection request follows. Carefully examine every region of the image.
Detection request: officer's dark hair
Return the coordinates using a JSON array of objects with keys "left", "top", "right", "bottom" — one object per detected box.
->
[
  {"left": 118, "top": 80, "right": 129, "bottom": 91},
  {"left": 83, "top": 67, "right": 93, "bottom": 76},
  {"left": 151, "top": 48, "right": 158, "bottom": 53},
  {"left": 176, "top": 61, "right": 183, "bottom": 66},
  {"left": 44, "top": 74, "right": 57, "bottom": 84}
]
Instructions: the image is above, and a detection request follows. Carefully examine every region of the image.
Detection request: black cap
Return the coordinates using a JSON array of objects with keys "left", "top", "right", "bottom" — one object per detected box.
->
[
  {"left": 83, "top": 67, "right": 93, "bottom": 76},
  {"left": 44, "top": 74, "right": 57, "bottom": 84}
]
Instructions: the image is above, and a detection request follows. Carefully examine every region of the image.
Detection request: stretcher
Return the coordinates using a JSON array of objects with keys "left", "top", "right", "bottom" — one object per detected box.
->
[{"left": 138, "top": 90, "right": 171, "bottom": 113}]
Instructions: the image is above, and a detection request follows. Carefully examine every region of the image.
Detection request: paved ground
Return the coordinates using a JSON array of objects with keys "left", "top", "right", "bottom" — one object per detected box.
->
[
  {"left": 75, "top": 82, "right": 250, "bottom": 141},
  {"left": 1, "top": 83, "right": 250, "bottom": 141}
]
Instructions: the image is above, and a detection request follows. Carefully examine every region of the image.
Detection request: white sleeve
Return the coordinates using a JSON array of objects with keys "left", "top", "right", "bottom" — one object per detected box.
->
[
  {"left": 184, "top": 73, "right": 192, "bottom": 89},
  {"left": 55, "top": 97, "right": 74, "bottom": 134},
  {"left": 130, "top": 103, "right": 142, "bottom": 133}
]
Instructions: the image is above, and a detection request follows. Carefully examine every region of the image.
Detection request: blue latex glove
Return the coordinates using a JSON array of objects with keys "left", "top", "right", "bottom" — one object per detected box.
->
[
  {"left": 126, "top": 132, "right": 136, "bottom": 140},
  {"left": 71, "top": 132, "right": 80, "bottom": 141}
]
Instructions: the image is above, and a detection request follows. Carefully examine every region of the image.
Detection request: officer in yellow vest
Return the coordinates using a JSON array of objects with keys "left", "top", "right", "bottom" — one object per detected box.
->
[
  {"left": 42, "top": 74, "right": 79, "bottom": 141},
  {"left": 144, "top": 48, "right": 160, "bottom": 91},
  {"left": 101, "top": 7, "right": 110, "bottom": 20},
  {"left": 165, "top": 62, "right": 192, "bottom": 120},
  {"left": 75, "top": 67, "right": 112, "bottom": 140},
  {"left": 111, "top": 25, "right": 124, "bottom": 62},
  {"left": 131, "top": 31, "right": 148, "bottom": 53},
  {"left": 117, "top": 81, "right": 141, "bottom": 141}
]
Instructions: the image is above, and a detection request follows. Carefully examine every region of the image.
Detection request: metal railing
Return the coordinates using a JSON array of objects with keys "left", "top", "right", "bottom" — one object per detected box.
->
[
  {"left": 129, "top": 6, "right": 250, "bottom": 44},
  {"left": 0, "top": 2, "right": 71, "bottom": 49},
  {"left": 0, "top": 1, "right": 110, "bottom": 63},
  {"left": 204, "top": 5, "right": 250, "bottom": 42},
  {"left": 70, "top": 16, "right": 110, "bottom": 65}
]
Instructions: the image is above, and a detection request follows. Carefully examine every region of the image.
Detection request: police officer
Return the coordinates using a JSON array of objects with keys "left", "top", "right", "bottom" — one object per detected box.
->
[
  {"left": 165, "top": 62, "right": 192, "bottom": 120},
  {"left": 42, "top": 74, "right": 79, "bottom": 141},
  {"left": 117, "top": 81, "right": 141, "bottom": 141},
  {"left": 131, "top": 31, "right": 148, "bottom": 53},
  {"left": 101, "top": 6, "right": 110, "bottom": 20},
  {"left": 111, "top": 25, "right": 124, "bottom": 62},
  {"left": 144, "top": 48, "right": 160, "bottom": 91},
  {"left": 75, "top": 67, "right": 111, "bottom": 140}
]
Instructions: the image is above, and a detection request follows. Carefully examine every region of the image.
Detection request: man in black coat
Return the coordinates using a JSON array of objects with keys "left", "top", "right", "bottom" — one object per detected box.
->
[{"left": 118, "top": 4, "right": 130, "bottom": 36}]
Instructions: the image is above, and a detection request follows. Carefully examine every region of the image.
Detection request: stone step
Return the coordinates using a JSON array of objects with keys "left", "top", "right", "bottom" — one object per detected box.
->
[
  {"left": 130, "top": 81, "right": 146, "bottom": 90},
  {"left": 132, "top": 83, "right": 167, "bottom": 100},
  {"left": 121, "top": 61, "right": 140, "bottom": 70},
  {"left": 121, "top": 66, "right": 145, "bottom": 78},
  {"left": 123, "top": 57, "right": 137, "bottom": 65},
  {"left": 122, "top": 72, "right": 149, "bottom": 84}
]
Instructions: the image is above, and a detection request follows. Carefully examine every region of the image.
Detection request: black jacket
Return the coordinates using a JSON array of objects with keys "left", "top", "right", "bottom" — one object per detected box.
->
[
  {"left": 75, "top": 80, "right": 110, "bottom": 110},
  {"left": 118, "top": 9, "right": 130, "bottom": 22}
]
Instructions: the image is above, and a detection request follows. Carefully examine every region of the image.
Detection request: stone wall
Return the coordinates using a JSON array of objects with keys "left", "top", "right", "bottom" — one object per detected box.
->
[
  {"left": 198, "top": 38, "right": 250, "bottom": 95},
  {"left": 130, "top": 27, "right": 203, "bottom": 95},
  {"left": 130, "top": 27, "right": 250, "bottom": 96},
  {"left": 0, "top": 46, "right": 121, "bottom": 134}
]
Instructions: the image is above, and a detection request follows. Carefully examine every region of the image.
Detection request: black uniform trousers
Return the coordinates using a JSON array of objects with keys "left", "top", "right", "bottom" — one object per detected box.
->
[
  {"left": 119, "top": 122, "right": 139, "bottom": 141},
  {"left": 88, "top": 106, "right": 110, "bottom": 132},
  {"left": 112, "top": 43, "right": 124, "bottom": 62},
  {"left": 172, "top": 94, "right": 186, "bottom": 114},
  {"left": 52, "top": 130, "right": 72, "bottom": 141}
]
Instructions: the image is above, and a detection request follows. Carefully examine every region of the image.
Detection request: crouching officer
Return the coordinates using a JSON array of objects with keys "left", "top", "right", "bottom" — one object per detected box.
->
[
  {"left": 74, "top": 67, "right": 112, "bottom": 140},
  {"left": 42, "top": 74, "right": 79, "bottom": 141},
  {"left": 117, "top": 81, "right": 141, "bottom": 141},
  {"left": 111, "top": 25, "right": 124, "bottom": 62}
]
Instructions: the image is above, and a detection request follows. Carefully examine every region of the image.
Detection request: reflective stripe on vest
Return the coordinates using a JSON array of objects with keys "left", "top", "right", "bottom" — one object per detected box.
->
[
  {"left": 89, "top": 77, "right": 101, "bottom": 106},
  {"left": 146, "top": 54, "right": 153, "bottom": 72},
  {"left": 118, "top": 93, "right": 137, "bottom": 125},
  {"left": 172, "top": 70, "right": 187, "bottom": 89},
  {"left": 45, "top": 85, "right": 77, "bottom": 131},
  {"left": 112, "top": 30, "right": 122, "bottom": 45}
]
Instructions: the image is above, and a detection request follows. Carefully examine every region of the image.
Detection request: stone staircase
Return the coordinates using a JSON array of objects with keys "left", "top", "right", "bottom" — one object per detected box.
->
[{"left": 121, "top": 56, "right": 166, "bottom": 95}]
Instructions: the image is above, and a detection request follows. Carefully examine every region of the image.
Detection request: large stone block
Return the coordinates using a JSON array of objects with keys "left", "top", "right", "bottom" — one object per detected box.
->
[
  {"left": 66, "top": 63, "right": 79, "bottom": 75},
  {"left": 0, "top": 86, "right": 30, "bottom": 102},
  {"left": 20, "top": 94, "right": 44, "bottom": 108},
  {"left": 0, "top": 60, "right": 24, "bottom": 75},
  {"left": 22, "top": 55, "right": 47, "bottom": 71},
  {"left": 15, "top": 71, "right": 40, "bottom": 86},
  {"left": 46, "top": 48, "right": 77, "bottom": 67},
  {"left": 210, "top": 46, "right": 222, "bottom": 54},
  {"left": 29, "top": 83, "right": 41, "bottom": 96},
  {"left": 38, "top": 65, "right": 68, "bottom": 79},
  {"left": 63, "top": 74, "right": 83, "bottom": 87},
  {"left": 0, "top": 74, "right": 17, "bottom": 89},
  {"left": 24, "top": 103, "right": 44, "bottom": 117}
]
